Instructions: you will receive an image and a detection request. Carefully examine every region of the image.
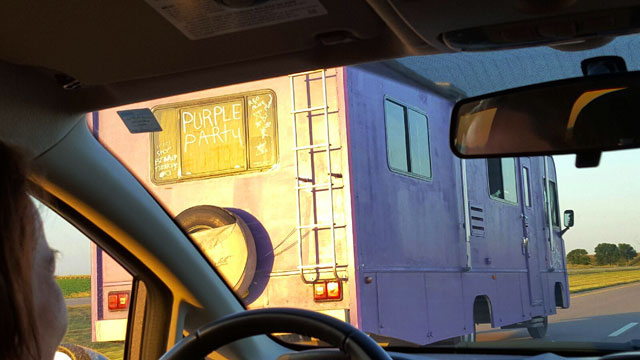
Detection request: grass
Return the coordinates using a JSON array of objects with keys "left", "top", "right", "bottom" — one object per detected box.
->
[
  {"left": 56, "top": 275, "right": 91, "bottom": 298},
  {"left": 568, "top": 268, "right": 640, "bottom": 293},
  {"left": 568, "top": 266, "right": 640, "bottom": 274},
  {"left": 64, "top": 304, "right": 124, "bottom": 360}
]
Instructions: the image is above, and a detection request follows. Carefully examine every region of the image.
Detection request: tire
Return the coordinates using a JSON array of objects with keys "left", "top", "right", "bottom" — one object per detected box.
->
[
  {"left": 175, "top": 205, "right": 257, "bottom": 297},
  {"left": 526, "top": 316, "right": 548, "bottom": 339}
]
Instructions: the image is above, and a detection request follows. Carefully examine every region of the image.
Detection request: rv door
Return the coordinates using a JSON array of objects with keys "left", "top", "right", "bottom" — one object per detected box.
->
[{"left": 519, "top": 158, "right": 544, "bottom": 307}]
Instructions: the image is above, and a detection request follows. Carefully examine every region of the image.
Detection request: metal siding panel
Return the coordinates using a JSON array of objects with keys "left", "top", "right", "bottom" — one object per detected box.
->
[
  {"left": 376, "top": 273, "right": 429, "bottom": 344},
  {"left": 347, "top": 64, "right": 464, "bottom": 272},
  {"left": 495, "top": 274, "right": 525, "bottom": 327},
  {"left": 358, "top": 272, "right": 380, "bottom": 335},
  {"left": 519, "top": 273, "right": 530, "bottom": 319},
  {"left": 424, "top": 273, "right": 465, "bottom": 342}
]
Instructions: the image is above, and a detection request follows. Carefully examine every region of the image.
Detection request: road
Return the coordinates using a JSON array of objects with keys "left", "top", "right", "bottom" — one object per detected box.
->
[
  {"left": 477, "top": 282, "right": 640, "bottom": 344},
  {"left": 65, "top": 296, "right": 90, "bottom": 306}
]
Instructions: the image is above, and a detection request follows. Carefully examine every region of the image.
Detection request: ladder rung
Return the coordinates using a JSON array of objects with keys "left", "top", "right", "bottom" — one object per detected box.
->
[
  {"left": 297, "top": 223, "right": 332, "bottom": 229},
  {"left": 296, "top": 182, "right": 331, "bottom": 190},
  {"left": 298, "top": 263, "right": 337, "bottom": 270},
  {"left": 294, "top": 143, "right": 329, "bottom": 151},
  {"left": 297, "top": 224, "right": 346, "bottom": 230},
  {"left": 289, "top": 69, "right": 324, "bottom": 77},
  {"left": 294, "top": 145, "right": 342, "bottom": 153},
  {"left": 311, "top": 146, "right": 341, "bottom": 153},
  {"left": 296, "top": 184, "right": 344, "bottom": 191},
  {"left": 292, "top": 105, "right": 327, "bottom": 114}
]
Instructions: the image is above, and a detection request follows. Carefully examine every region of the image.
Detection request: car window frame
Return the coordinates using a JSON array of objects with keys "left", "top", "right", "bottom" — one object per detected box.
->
[{"left": 33, "top": 190, "right": 173, "bottom": 360}]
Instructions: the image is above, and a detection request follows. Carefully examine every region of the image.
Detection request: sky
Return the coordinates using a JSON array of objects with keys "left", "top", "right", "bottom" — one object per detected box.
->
[
  {"left": 555, "top": 149, "right": 640, "bottom": 253},
  {"left": 38, "top": 203, "right": 92, "bottom": 276}
]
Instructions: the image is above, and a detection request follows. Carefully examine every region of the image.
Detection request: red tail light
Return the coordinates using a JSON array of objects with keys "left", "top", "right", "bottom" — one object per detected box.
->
[
  {"left": 313, "top": 281, "right": 342, "bottom": 301},
  {"left": 108, "top": 294, "right": 118, "bottom": 310},
  {"left": 326, "top": 281, "right": 341, "bottom": 300},
  {"left": 118, "top": 292, "right": 129, "bottom": 309},
  {"left": 108, "top": 291, "right": 130, "bottom": 311},
  {"left": 313, "top": 282, "right": 327, "bottom": 300}
]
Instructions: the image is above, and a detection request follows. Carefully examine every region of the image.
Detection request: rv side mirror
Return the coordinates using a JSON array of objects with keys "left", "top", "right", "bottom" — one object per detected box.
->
[{"left": 563, "top": 210, "right": 574, "bottom": 228}]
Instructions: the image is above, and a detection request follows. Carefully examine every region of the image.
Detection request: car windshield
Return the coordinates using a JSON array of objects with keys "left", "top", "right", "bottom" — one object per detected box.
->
[{"left": 46, "top": 33, "right": 640, "bottom": 355}]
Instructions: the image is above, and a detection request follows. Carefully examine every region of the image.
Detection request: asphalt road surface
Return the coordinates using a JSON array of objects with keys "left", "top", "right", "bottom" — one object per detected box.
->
[
  {"left": 477, "top": 282, "right": 640, "bottom": 344},
  {"left": 65, "top": 296, "right": 90, "bottom": 306}
]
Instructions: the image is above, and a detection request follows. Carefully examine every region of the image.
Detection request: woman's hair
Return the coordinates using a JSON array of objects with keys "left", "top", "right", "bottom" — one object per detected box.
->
[{"left": 0, "top": 143, "right": 40, "bottom": 359}]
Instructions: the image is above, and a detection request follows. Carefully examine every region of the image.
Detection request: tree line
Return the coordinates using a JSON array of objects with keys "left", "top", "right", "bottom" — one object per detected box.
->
[{"left": 566, "top": 243, "right": 637, "bottom": 266}]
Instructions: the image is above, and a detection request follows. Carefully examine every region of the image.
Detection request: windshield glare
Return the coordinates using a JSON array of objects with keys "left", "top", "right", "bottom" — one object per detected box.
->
[{"left": 45, "top": 33, "right": 640, "bottom": 356}]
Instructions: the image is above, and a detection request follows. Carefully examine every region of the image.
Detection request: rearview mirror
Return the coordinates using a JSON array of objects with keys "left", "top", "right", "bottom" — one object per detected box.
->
[
  {"left": 563, "top": 210, "right": 575, "bottom": 228},
  {"left": 451, "top": 71, "right": 640, "bottom": 158}
]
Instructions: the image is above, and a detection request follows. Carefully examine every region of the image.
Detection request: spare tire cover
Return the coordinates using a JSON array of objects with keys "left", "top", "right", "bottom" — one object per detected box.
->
[{"left": 175, "top": 205, "right": 256, "bottom": 297}]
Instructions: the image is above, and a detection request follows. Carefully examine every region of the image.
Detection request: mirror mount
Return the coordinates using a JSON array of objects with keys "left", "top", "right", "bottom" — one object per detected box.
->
[
  {"left": 581, "top": 56, "right": 627, "bottom": 76},
  {"left": 575, "top": 151, "right": 601, "bottom": 168}
]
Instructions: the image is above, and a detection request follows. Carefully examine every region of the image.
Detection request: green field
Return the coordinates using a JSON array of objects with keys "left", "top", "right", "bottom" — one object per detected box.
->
[
  {"left": 64, "top": 304, "right": 124, "bottom": 360},
  {"left": 56, "top": 275, "right": 91, "bottom": 298},
  {"left": 568, "top": 267, "right": 640, "bottom": 293}
]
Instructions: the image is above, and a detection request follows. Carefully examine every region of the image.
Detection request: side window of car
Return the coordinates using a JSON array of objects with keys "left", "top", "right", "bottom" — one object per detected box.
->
[
  {"left": 38, "top": 200, "right": 132, "bottom": 360},
  {"left": 487, "top": 158, "right": 518, "bottom": 204},
  {"left": 384, "top": 98, "right": 432, "bottom": 179}
]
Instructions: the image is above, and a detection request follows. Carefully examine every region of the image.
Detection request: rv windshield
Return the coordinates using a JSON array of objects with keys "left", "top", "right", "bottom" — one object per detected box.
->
[{"left": 47, "top": 33, "right": 640, "bottom": 356}]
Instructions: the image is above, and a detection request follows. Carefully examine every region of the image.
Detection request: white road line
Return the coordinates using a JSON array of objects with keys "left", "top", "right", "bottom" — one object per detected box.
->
[{"left": 608, "top": 322, "right": 638, "bottom": 337}]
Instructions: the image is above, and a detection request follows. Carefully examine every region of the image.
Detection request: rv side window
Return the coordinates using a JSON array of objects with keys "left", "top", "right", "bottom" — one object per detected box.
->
[
  {"left": 151, "top": 90, "right": 277, "bottom": 184},
  {"left": 544, "top": 179, "right": 560, "bottom": 227},
  {"left": 487, "top": 158, "right": 518, "bottom": 204},
  {"left": 522, "top": 166, "right": 531, "bottom": 207},
  {"left": 384, "top": 98, "right": 432, "bottom": 179}
]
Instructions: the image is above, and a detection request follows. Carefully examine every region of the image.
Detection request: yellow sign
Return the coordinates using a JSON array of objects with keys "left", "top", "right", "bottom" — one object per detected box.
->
[{"left": 151, "top": 90, "right": 277, "bottom": 183}]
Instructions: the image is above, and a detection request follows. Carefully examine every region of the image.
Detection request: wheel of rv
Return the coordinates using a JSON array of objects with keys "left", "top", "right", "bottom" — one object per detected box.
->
[
  {"left": 526, "top": 316, "right": 548, "bottom": 339},
  {"left": 175, "top": 205, "right": 257, "bottom": 297}
]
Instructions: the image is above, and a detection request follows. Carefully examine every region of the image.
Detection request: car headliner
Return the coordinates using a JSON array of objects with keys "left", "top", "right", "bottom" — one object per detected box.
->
[
  {"left": 2, "top": 1, "right": 640, "bottom": 115},
  {"left": 2, "top": 3, "right": 639, "bottom": 357}
]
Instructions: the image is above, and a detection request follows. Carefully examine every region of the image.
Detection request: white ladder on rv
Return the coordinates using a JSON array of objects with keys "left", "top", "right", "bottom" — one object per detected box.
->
[{"left": 289, "top": 69, "right": 346, "bottom": 284}]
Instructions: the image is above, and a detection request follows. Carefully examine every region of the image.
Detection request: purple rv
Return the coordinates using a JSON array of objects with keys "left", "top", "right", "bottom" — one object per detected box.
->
[{"left": 92, "top": 62, "right": 568, "bottom": 344}]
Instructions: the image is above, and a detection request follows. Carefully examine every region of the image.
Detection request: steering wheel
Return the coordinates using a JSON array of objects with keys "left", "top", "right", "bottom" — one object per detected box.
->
[{"left": 160, "top": 308, "right": 392, "bottom": 360}]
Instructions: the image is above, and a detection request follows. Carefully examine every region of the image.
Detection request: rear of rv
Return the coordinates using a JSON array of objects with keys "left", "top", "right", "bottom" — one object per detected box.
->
[{"left": 90, "top": 68, "right": 360, "bottom": 341}]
